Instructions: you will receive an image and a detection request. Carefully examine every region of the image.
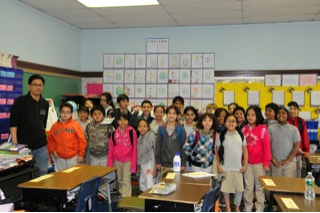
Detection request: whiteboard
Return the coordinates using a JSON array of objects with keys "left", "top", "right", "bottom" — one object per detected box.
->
[
  {"left": 311, "top": 91, "right": 320, "bottom": 106},
  {"left": 248, "top": 91, "right": 260, "bottom": 106},
  {"left": 272, "top": 91, "right": 285, "bottom": 106},
  {"left": 223, "top": 91, "right": 234, "bottom": 106}
]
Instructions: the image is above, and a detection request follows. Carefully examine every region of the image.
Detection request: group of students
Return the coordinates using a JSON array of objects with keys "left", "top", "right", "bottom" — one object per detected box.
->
[{"left": 46, "top": 92, "right": 310, "bottom": 212}]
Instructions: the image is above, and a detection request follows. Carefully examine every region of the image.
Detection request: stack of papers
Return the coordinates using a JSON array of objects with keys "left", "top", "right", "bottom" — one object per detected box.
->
[
  {"left": 182, "top": 172, "right": 215, "bottom": 178},
  {"left": 0, "top": 142, "right": 31, "bottom": 170}
]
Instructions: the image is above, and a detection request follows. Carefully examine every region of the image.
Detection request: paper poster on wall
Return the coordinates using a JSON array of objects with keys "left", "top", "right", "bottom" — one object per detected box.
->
[
  {"left": 272, "top": 91, "right": 285, "bottom": 106},
  {"left": 146, "top": 38, "right": 158, "bottom": 53},
  {"left": 192, "top": 54, "right": 203, "bottom": 68},
  {"left": 203, "top": 69, "right": 215, "bottom": 83},
  {"left": 146, "top": 69, "right": 157, "bottom": 83},
  {"left": 191, "top": 100, "right": 201, "bottom": 110},
  {"left": 147, "top": 54, "right": 158, "bottom": 68},
  {"left": 114, "top": 54, "right": 125, "bottom": 68},
  {"left": 191, "top": 85, "right": 202, "bottom": 98},
  {"left": 146, "top": 85, "right": 157, "bottom": 98},
  {"left": 87, "top": 83, "right": 103, "bottom": 95},
  {"left": 180, "top": 84, "right": 190, "bottom": 97},
  {"left": 136, "top": 54, "right": 146, "bottom": 68},
  {"left": 192, "top": 69, "right": 203, "bottom": 83},
  {"left": 157, "top": 84, "right": 167, "bottom": 98},
  {"left": 103, "top": 84, "right": 113, "bottom": 94},
  {"left": 157, "top": 38, "right": 169, "bottom": 53},
  {"left": 103, "top": 70, "right": 113, "bottom": 83},
  {"left": 125, "top": 54, "right": 135, "bottom": 68},
  {"left": 168, "top": 84, "right": 179, "bottom": 98},
  {"left": 157, "top": 99, "right": 167, "bottom": 106},
  {"left": 169, "top": 54, "right": 180, "bottom": 68},
  {"left": 299, "top": 111, "right": 311, "bottom": 120},
  {"left": 248, "top": 91, "right": 260, "bottom": 106},
  {"left": 184, "top": 99, "right": 191, "bottom": 107},
  {"left": 124, "top": 84, "right": 135, "bottom": 98},
  {"left": 158, "top": 70, "right": 168, "bottom": 83},
  {"left": 223, "top": 91, "right": 234, "bottom": 106},
  {"left": 135, "top": 70, "right": 146, "bottom": 83},
  {"left": 202, "top": 100, "right": 212, "bottom": 109},
  {"left": 113, "top": 84, "right": 123, "bottom": 97},
  {"left": 310, "top": 91, "right": 320, "bottom": 106},
  {"left": 180, "top": 54, "right": 191, "bottom": 68},
  {"left": 300, "top": 74, "right": 317, "bottom": 86},
  {"left": 203, "top": 53, "right": 215, "bottom": 68},
  {"left": 282, "top": 75, "right": 299, "bottom": 86},
  {"left": 103, "top": 54, "right": 114, "bottom": 68},
  {"left": 149, "top": 99, "right": 157, "bottom": 106},
  {"left": 202, "top": 84, "right": 214, "bottom": 98},
  {"left": 179, "top": 69, "right": 191, "bottom": 83},
  {"left": 113, "top": 70, "right": 124, "bottom": 83},
  {"left": 265, "top": 75, "right": 281, "bottom": 86},
  {"left": 168, "top": 69, "right": 179, "bottom": 83},
  {"left": 133, "top": 99, "right": 143, "bottom": 108},
  {"left": 135, "top": 84, "right": 145, "bottom": 98},
  {"left": 292, "top": 91, "right": 304, "bottom": 106},
  {"left": 124, "top": 70, "right": 134, "bottom": 83},
  {"left": 158, "top": 54, "right": 168, "bottom": 68}
]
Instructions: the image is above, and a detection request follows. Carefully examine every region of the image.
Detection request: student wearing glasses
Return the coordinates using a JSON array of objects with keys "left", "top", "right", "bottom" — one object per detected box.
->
[
  {"left": 47, "top": 103, "right": 87, "bottom": 171},
  {"left": 10, "top": 74, "right": 49, "bottom": 176}
]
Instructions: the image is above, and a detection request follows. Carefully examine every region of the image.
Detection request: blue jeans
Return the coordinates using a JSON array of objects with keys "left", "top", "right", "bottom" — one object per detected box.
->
[{"left": 31, "top": 146, "right": 49, "bottom": 176}]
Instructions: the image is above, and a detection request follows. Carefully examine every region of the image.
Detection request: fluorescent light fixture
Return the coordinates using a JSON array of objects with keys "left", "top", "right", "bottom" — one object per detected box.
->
[{"left": 77, "top": 0, "right": 159, "bottom": 8}]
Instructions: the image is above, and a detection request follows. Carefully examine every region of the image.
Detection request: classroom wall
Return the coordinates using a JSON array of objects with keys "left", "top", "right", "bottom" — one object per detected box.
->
[
  {"left": 23, "top": 73, "right": 82, "bottom": 107},
  {"left": 81, "top": 21, "right": 320, "bottom": 72},
  {"left": 0, "top": 0, "right": 81, "bottom": 71}
]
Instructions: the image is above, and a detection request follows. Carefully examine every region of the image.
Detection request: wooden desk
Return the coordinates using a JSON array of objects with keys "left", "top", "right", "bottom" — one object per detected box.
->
[
  {"left": 274, "top": 194, "right": 320, "bottom": 212},
  {"left": 18, "top": 165, "right": 116, "bottom": 211},
  {"left": 260, "top": 176, "right": 320, "bottom": 212},
  {"left": 161, "top": 171, "right": 212, "bottom": 186},
  {"left": 139, "top": 183, "right": 211, "bottom": 211}
]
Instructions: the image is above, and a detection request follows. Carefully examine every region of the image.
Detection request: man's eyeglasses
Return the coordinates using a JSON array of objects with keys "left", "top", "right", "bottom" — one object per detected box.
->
[{"left": 31, "top": 84, "right": 44, "bottom": 88}]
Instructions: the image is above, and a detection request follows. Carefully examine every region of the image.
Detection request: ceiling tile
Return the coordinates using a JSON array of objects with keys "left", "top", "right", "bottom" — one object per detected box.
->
[
  {"left": 315, "top": 14, "right": 320, "bottom": 20},
  {"left": 177, "top": 18, "right": 242, "bottom": 26},
  {"left": 243, "top": 0, "right": 320, "bottom": 10},
  {"left": 43, "top": 9, "right": 97, "bottom": 18},
  {"left": 20, "top": 0, "right": 85, "bottom": 9},
  {"left": 91, "top": 6, "right": 167, "bottom": 16},
  {"left": 171, "top": 11, "right": 241, "bottom": 20},
  {"left": 74, "top": 23, "right": 118, "bottom": 29},
  {"left": 63, "top": 16, "right": 112, "bottom": 24},
  {"left": 115, "top": 21, "right": 178, "bottom": 28},
  {"left": 243, "top": 15, "right": 315, "bottom": 24},
  {"left": 164, "top": 2, "right": 241, "bottom": 13},
  {"left": 243, "top": 7, "right": 320, "bottom": 17},
  {"left": 158, "top": 0, "right": 238, "bottom": 5},
  {"left": 105, "top": 14, "right": 173, "bottom": 23}
]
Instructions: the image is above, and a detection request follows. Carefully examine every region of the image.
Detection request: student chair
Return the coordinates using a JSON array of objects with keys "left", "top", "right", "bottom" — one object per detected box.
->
[
  {"left": 201, "top": 183, "right": 221, "bottom": 212},
  {"left": 74, "top": 176, "right": 100, "bottom": 212}
]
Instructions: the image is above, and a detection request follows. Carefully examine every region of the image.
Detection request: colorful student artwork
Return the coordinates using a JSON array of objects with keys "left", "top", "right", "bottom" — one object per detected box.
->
[
  {"left": 114, "top": 54, "right": 125, "bottom": 68},
  {"left": 169, "top": 54, "right": 180, "bottom": 68},
  {"left": 124, "top": 84, "right": 135, "bottom": 97},
  {"left": 157, "top": 99, "right": 167, "bottom": 106},
  {"left": 125, "top": 55, "right": 135, "bottom": 68},
  {"left": 146, "top": 85, "right": 157, "bottom": 98},
  {"left": 191, "top": 85, "right": 202, "bottom": 98},
  {"left": 135, "top": 84, "right": 145, "bottom": 98},
  {"left": 103, "top": 84, "right": 113, "bottom": 95},
  {"left": 168, "top": 69, "right": 179, "bottom": 83},
  {"left": 180, "top": 54, "right": 191, "bottom": 68},
  {"left": 192, "top": 69, "right": 203, "bottom": 83},
  {"left": 192, "top": 54, "right": 203, "bottom": 68},
  {"left": 203, "top": 53, "right": 215, "bottom": 68},
  {"left": 113, "top": 70, "right": 124, "bottom": 83},
  {"left": 136, "top": 54, "right": 146, "bottom": 68},
  {"left": 103, "top": 70, "right": 113, "bottom": 83},
  {"left": 135, "top": 70, "right": 146, "bottom": 83},
  {"left": 203, "top": 69, "right": 215, "bottom": 83},
  {"left": 103, "top": 54, "right": 114, "bottom": 68},
  {"left": 158, "top": 54, "right": 168, "bottom": 68},
  {"left": 168, "top": 84, "right": 179, "bottom": 98},
  {"left": 147, "top": 54, "right": 158, "bottom": 68},
  {"left": 158, "top": 70, "right": 168, "bottom": 83},
  {"left": 180, "top": 84, "right": 191, "bottom": 97},
  {"left": 179, "top": 69, "right": 191, "bottom": 83},
  {"left": 113, "top": 84, "right": 123, "bottom": 96},
  {"left": 202, "top": 100, "right": 212, "bottom": 109},
  {"left": 146, "top": 69, "right": 157, "bottom": 83},
  {"left": 124, "top": 70, "right": 134, "bottom": 83},
  {"left": 202, "top": 84, "right": 214, "bottom": 98},
  {"left": 157, "top": 84, "right": 167, "bottom": 98},
  {"left": 191, "top": 99, "right": 201, "bottom": 109}
]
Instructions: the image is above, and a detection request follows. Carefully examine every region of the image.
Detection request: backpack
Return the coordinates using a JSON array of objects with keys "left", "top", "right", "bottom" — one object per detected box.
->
[
  {"left": 111, "top": 129, "right": 134, "bottom": 147},
  {"left": 297, "top": 117, "right": 303, "bottom": 134},
  {"left": 160, "top": 125, "right": 182, "bottom": 142}
]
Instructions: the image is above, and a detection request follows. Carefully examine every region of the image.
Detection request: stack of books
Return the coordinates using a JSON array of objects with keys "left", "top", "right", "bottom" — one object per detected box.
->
[{"left": 0, "top": 142, "right": 31, "bottom": 170}]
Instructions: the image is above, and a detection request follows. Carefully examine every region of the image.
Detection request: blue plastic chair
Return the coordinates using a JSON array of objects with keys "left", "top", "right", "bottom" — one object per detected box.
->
[
  {"left": 75, "top": 176, "right": 100, "bottom": 212},
  {"left": 201, "top": 182, "right": 221, "bottom": 212}
]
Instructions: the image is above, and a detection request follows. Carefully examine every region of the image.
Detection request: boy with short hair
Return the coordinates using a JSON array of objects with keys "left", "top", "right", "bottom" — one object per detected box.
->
[
  {"left": 110, "top": 94, "right": 132, "bottom": 129},
  {"left": 206, "top": 103, "right": 218, "bottom": 115},
  {"left": 172, "top": 96, "right": 185, "bottom": 124},
  {"left": 287, "top": 101, "right": 310, "bottom": 177},
  {"left": 130, "top": 100, "right": 154, "bottom": 130}
]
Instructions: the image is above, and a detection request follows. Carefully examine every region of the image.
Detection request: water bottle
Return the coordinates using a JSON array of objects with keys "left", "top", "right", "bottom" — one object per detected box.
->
[
  {"left": 173, "top": 152, "right": 181, "bottom": 172},
  {"left": 305, "top": 172, "right": 315, "bottom": 200}
]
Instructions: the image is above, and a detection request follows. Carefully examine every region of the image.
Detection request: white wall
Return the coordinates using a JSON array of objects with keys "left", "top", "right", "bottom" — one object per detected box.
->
[
  {"left": 81, "top": 22, "right": 320, "bottom": 72},
  {"left": 0, "top": 0, "right": 81, "bottom": 71}
]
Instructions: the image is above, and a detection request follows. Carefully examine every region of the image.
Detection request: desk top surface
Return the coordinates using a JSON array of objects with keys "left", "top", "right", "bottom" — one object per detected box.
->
[
  {"left": 160, "top": 171, "right": 212, "bottom": 186},
  {"left": 139, "top": 183, "right": 211, "bottom": 204},
  {"left": 18, "top": 165, "right": 116, "bottom": 191},
  {"left": 273, "top": 194, "right": 320, "bottom": 212},
  {"left": 308, "top": 154, "right": 320, "bottom": 164},
  {"left": 259, "top": 176, "right": 320, "bottom": 194}
]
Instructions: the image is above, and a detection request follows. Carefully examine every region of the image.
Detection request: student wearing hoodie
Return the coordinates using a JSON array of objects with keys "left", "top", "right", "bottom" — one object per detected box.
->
[
  {"left": 108, "top": 113, "right": 137, "bottom": 198},
  {"left": 47, "top": 103, "right": 87, "bottom": 172}
]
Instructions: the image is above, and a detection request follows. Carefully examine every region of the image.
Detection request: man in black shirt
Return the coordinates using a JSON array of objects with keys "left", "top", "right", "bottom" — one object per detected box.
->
[{"left": 10, "top": 74, "right": 49, "bottom": 176}]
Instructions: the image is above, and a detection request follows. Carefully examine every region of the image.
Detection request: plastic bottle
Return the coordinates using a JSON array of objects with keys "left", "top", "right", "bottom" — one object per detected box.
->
[
  {"left": 173, "top": 152, "right": 181, "bottom": 172},
  {"left": 305, "top": 172, "right": 315, "bottom": 200}
]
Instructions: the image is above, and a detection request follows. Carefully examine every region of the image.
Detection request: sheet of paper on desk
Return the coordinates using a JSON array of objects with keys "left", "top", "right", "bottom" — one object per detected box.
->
[
  {"left": 281, "top": 198, "right": 299, "bottom": 209},
  {"left": 182, "top": 172, "right": 214, "bottom": 178},
  {"left": 165, "top": 173, "right": 175, "bottom": 179},
  {"left": 62, "top": 167, "right": 80, "bottom": 173},
  {"left": 30, "top": 174, "right": 53, "bottom": 182},
  {"left": 262, "top": 179, "right": 276, "bottom": 186}
]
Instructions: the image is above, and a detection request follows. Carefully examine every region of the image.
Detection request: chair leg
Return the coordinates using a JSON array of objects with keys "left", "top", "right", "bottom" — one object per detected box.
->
[{"left": 106, "top": 181, "right": 112, "bottom": 212}]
